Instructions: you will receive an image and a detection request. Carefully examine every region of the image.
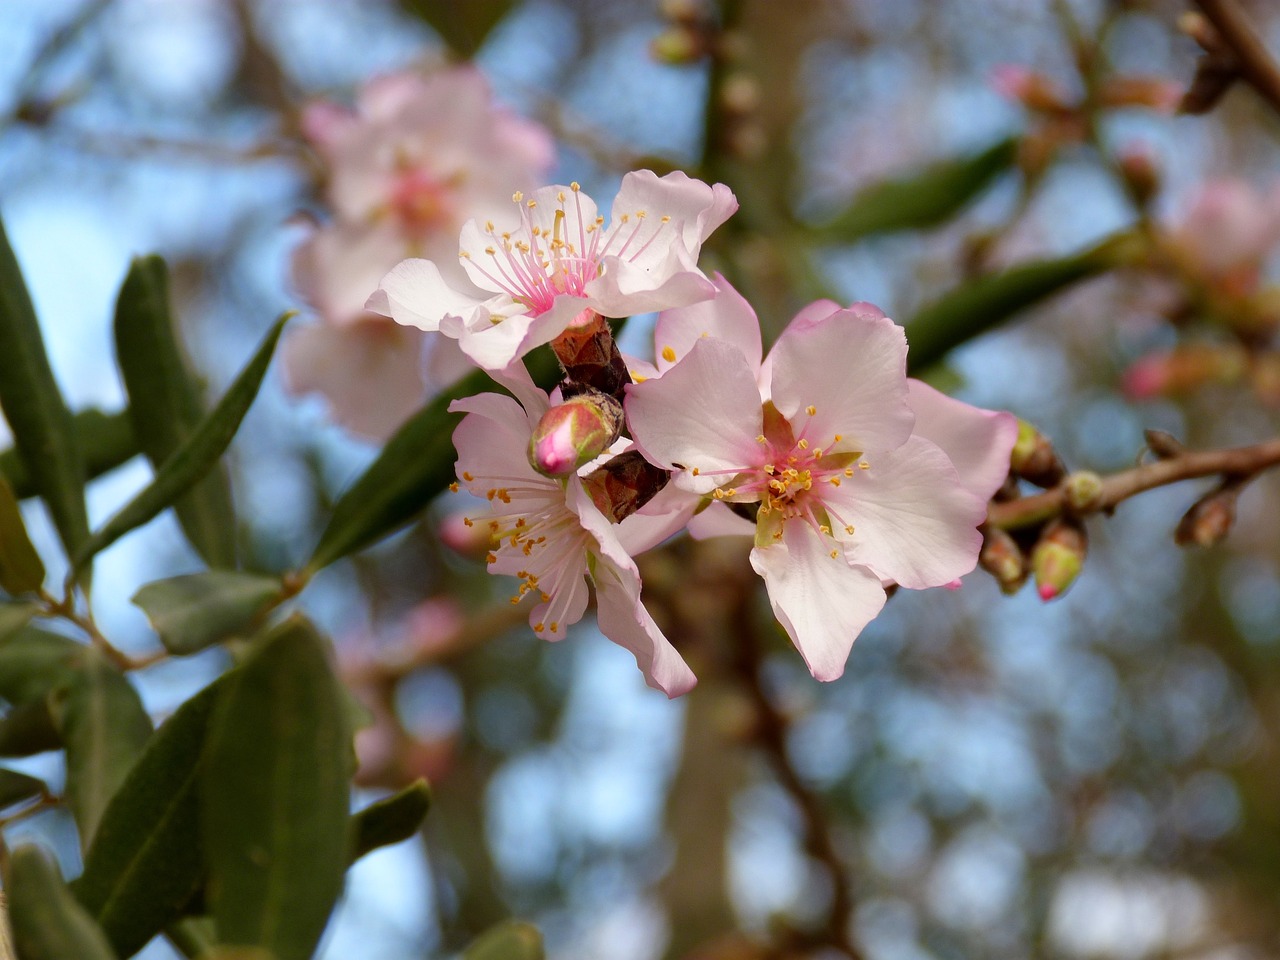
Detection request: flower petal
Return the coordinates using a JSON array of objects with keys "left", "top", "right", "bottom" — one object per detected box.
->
[
  {"left": 750, "top": 524, "right": 886, "bottom": 682},
  {"left": 836, "top": 435, "right": 987, "bottom": 589},
  {"left": 625, "top": 337, "right": 764, "bottom": 490},
  {"left": 686, "top": 502, "right": 755, "bottom": 539},
  {"left": 906, "top": 380, "right": 1017, "bottom": 500},
  {"left": 653, "top": 272, "right": 761, "bottom": 374},
  {"left": 369, "top": 258, "right": 487, "bottom": 332},
  {"left": 594, "top": 561, "right": 697, "bottom": 697},
  {"left": 610, "top": 169, "right": 737, "bottom": 263},
  {"left": 614, "top": 480, "right": 700, "bottom": 555},
  {"left": 767, "top": 307, "right": 914, "bottom": 455}
]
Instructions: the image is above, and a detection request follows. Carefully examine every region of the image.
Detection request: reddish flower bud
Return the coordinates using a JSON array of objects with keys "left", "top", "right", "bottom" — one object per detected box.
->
[
  {"left": 528, "top": 392, "right": 624, "bottom": 477},
  {"left": 1117, "top": 145, "right": 1161, "bottom": 205},
  {"left": 1032, "top": 519, "right": 1087, "bottom": 601},
  {"left": 979, "top": 526, "right": 1027, "bottom": 595},
  {"left": 1121, "top": 343, "right": 1246, "bottom": 401},
  {"left": 1010, "top": 420, "right": 1065, "bottom": 488}
]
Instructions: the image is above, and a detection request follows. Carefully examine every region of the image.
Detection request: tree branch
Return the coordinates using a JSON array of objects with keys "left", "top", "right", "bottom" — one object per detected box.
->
[{"left": 1194, "top": 0, "right": 1280, "bottom": 116}]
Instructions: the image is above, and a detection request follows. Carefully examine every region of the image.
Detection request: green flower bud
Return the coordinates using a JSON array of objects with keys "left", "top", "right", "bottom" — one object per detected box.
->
[{"left": 1032, "top": 520, "right": 1087, "bottom": 601}]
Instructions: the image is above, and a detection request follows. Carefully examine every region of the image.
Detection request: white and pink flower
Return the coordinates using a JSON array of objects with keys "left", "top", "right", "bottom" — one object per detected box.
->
[
  {"left": 1167, "top": 178, "right": 1280, "bottom": 293},
  {"left": 626, "top": 291, "right": 1017, "bottom": 682},
  {"left": 450, "top": 368, "right": 696, "bottom": 698},
  {"left": 285, "top": 66, "right": 555, "bottom": 439},
  {"left": 370, "top": 170, "right": 738, "bottom": 371}
]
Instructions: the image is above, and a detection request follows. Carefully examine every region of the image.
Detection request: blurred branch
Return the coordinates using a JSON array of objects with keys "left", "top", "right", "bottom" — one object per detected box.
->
[
  {"left": 988, "top": 435, "right": 1280, "bottom": 530},
  {"left": 1193, "top": 0, "right": 1280, "bottom": 116},
  {"left": 3, "top": 0, "right": 114, "bottom": 131}
]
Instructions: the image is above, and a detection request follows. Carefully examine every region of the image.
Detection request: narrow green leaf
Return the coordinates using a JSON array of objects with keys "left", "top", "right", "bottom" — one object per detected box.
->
[
  {"left": 0, "top": 600, "right": 38, "bottom": 642},
  {"left": 0, "top": 474, "right": 44, "bottom": 594},
  {"left": 70, "top": 314, "right": 290, "bottom": 576},
  {"left": 0, "top": 408, "right": 138, "bottom": 501},
  {"left": 114, "top": 256, "right": 238, "bottom": 567},
  {"left": 349, "top": 779, "right": 431, "bottom": 863},
  {"left": 132, "top": 571, "right": 285, "bottom": 655},
  {"left": 0, "top": 217, "right": 89, "bottom": 562},
  {"left": 399, "top": 0, "right": 514, "bottom": 56},
  {"left": 8, "top": 844, "right": 121, "bottom": 960},
  {"left": 203, "top": 617, "right": 350, "bottom": 960},
  {"left": 464, "top": 921, "right": 545, "bottom": 960},
  {"left": 816, "top": 137, "right": 1018, "bottom": 243},
  {"left": 55, "top": 648, "right": 154, "bottom": 849},
  {"left": 165, "top": 918, "right": 220, "bottom": 959},
  {"left": 0, "top": 696, "right": 61, "bottom": 757},
  {"left": 308, "top": 345, "right": 563, "bottom": 570},
  {"left": 904, "top": 233, "right": 1137, "bottom": 372},
  {"left": 74, "top": 681, "right": 222, "bottom": 958},
  {"left": 0, "top": 766, "right": 46, "bottom": 808},
  {"left": 0, "top": 627, "right": 81, "bottom": 705}
]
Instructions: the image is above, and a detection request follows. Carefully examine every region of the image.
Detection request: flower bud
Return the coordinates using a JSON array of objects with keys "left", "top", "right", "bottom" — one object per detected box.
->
[
  {"left": 1010, "top": 420, "right": 1065, "bottom": 488},
  {"left": 1117, "top": 145, "right": 1161, "bottom": 206},
  {"left": 1032, "top": 519, "right": 1087, "bottom": 601},
  {"left": 1121, "top": 343, "right": 1246, "bottom": 401},
  {"left": 1174, "top": 481, "right": 1241, "bottom": 548},
  {"left": 1064, "top": 470, "right": 1104, "bottom": 513},
  {"left": 989, "top": 65, "right": 1072, "bottom": 112},
  {"left": 1144, "top": 428, "right": 1184, "bottom": 459},
  {"left": 529, "top": 392, "right": 623, "bottom": 477},
  {"left": 979, "top": 527, "right": 1027, "bottom": 595}
]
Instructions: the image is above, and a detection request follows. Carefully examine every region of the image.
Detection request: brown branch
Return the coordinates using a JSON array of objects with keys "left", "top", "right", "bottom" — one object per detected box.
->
[
  {"left": 1194, "top": 0, "right": 1280, "bottom": 115},
  {"left": 988, "top": 435, "right": 1280, "bottom": 529}
]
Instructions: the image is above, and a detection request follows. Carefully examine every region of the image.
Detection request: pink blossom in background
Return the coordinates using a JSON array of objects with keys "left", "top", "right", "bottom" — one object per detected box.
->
[
  {"left": 450, "top": 367, "right": 696, "bottom": 697},
  {"left": 1168, "top": 179, "right": 1280, "bottom": 293},
  {"left": 626, "top": 288, "right": 1016, "bottom": 682},
  {"left": 285, "top": 65, "right": 555, "bottom": 439},
  {"left": 370, "top": 170, "right": 737, "bottom": 370}
]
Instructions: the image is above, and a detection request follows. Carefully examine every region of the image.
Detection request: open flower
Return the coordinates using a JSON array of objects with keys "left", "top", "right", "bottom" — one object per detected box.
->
[
  {"left": 626, "top": 295, "right": 1016, "bottom": 681},
  {"left": 285, "top": 66, "right": 554, "bottom": 439},
  {"left": 450, "top": 369, "right": 696, "bottom": 697},
  {"left": 370, "top": 170, "right": 738, "bottom": 371}
]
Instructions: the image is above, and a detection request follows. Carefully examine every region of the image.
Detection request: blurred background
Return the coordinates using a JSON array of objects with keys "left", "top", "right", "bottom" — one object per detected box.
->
[{"left": 4, "top": 0, "right": 1280, "bottom": 957}]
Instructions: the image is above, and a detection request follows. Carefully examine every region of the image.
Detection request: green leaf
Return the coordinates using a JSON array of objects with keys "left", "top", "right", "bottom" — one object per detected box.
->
[
  {"left": 0, "top": 696, "right": 61, "bottom": 757},
  {"left": 0, "top": 216, "right": 89, "bottom": 562},
  {"left": 7, "top": 845, "right": 121, "bottom": 960},
  {"left": 55, "top": 648, "right": 154, "bottom": 849},
  {"left": 0, "top": 766, "right": 46, "bottom": 808},
  {"left": 73, "top": 681, "right": 223, "bottom": 959},
  {"left": 464, "top": 921, "right": 545, "bottom": 960},
  {"left": 0, "top": 408, "right": 138, "bottom": 501},
  {"left": 132, "top": 571, "right": 285, "bottom": 656},
  {"left": 349, "top": 779, "right": 430, "bottom": 863},
  {"left": 203, "top": 617, "right": 350, "bottom": 960},
  {"left": 816, "top": 137, "right": 1018, "bottom": 243},
  {"left": 70, "top": 313, "right": 290, "bottom": 577},
  {"left": 0, "top": 626, "right": 81, "bottom": 705},
  {"left": 308, "top": 345, "right": 562, "bottom": 570},
  {"left": 0, "top": 473, "right": 44, "bottom": 594},
  {"left": 0, "top": 600, "right": 38, "bottom": 642},
  {"left": 114, "top": 256, "right": 238, "bottom": 568},
  {"left": 399, "top": 0, "right": 514, "bottom": 56},
  {"left": 904, "top": 233, "right": 1137, "bottom": 372}
]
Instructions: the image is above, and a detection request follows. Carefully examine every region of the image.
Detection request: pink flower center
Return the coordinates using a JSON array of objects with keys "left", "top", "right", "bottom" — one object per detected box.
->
[
  {"left": 390, "top": 168, "right": 452, "bottom": 234},
  {"left": 460, "top": 182, "right": 673, "bottom": 316}
]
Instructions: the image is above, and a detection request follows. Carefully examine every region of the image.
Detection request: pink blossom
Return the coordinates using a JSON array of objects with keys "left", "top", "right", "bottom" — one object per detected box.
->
[
  {"left": 1169, "top": 179, "right": 1280, "bottom": 289},
  {"left": 626, "top": 293, "right": 1016, "bottom": 682},
  {"left": 285, "top": 66, "right": 554, "bottom": 439},
  {"left": 450, "top": 369, "right": 696, "bottom": 697},
  {"left": 370, "top": 171, "right": 738, "bottom": 371}
]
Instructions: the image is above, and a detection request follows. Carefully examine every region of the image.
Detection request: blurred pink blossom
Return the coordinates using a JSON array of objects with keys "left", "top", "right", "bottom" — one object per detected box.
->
[{"left": 1168, "top": 179, "right": 1280, "bottom": 293}]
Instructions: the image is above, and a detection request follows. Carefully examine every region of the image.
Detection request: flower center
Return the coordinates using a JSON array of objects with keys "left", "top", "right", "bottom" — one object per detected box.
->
[{"left": 390, "top": 168, "right": 452, "bottom": 234}]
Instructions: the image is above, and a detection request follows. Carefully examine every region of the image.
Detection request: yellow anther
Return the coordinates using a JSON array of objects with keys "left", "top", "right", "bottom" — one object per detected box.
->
[
  {"left": 570, "top": 181, "right": 581, "bottom": 191},
  {"left": 691, "top": 467, "right": 700, "bottom": 476},
  {"left": 485, "top": 220, "right": 495, "bottom": 231},
  {"left": 661, "top": 215, "right": 671, "bottom": 223},
  {"left": 757, "top": 435, "right": 767, "bottom": 444},
  {"left": 798, "top": 439, "right": 809, "bottom": 450},
  {"left": 535, "top": 621, "right": 545, "bottom": 631},
  {"left": 860, "top": 461, "right": 870, "bottom": 470},
  {"left": 485, "top": 246, "right": 496, "bottom": 255},
  {"left": 557, "top": 190, "right": 566, "bottom": 202},
  {"left": 806, "top": 405, "right": 816, "bottom": 415},
  {"left": 845, "top": 524, "right": 855, "bottom": 534},
  {"left": 661, "top": 345, "right": 677, "bottom": 362},
  {"left": 830, "top": 549, "right": 839, "bottom": 559},
  {"left": 829, "top": 477, "right": 841, "bottom": 486},
  {"left": 637, "top": 210, "right": 647, "bottom": 218},
  {"left": 844, "top": 467, "right": 854, "bottom": 477},
  {"left": 463, "top": 472, "right": 474, "bottom": 481},
  {"left": 449, "top": 482, "right": 459, "bottom": 492},
  {"left": 462, "top": 516, "right": 473, "bottom": 527},
  {"left": 634, "top": 374, "right": 648, "bottom": 383},
  {"left": 550, "top": 621, "right": 559, "bottom": 632},
  {"left": 486, "top": 552, "right": 498, "bottom": 564},
  {"left": 528, "top": 199, "right": 537, "bottom": 208},
  {"left": 833, "top": 434, "right": 842, "bottom": 442}
]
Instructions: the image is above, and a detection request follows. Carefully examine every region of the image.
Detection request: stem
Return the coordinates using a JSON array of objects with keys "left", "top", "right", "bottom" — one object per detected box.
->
[
  {"left": 38, "top": 589, "right": 164, "bottom": 672},
  {"left": 989, "top": 436, "right": 1280, "bottom": 529},
  {"left": 1194, "top": 0, "right": 1280, "bottom": 116}
]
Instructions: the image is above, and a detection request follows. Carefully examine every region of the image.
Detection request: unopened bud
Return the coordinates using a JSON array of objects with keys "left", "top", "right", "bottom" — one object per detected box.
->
[
  {"left": 651, "top": 26, "right": 704, "bottom": 64},
  {"left": 528, "top": 392, "right": 623, "bottom": 477},
  {"left": 1032, "top": 519, "right": 1087, "bottom": 601},
  {"left": 581, "top": 450, "right": 670, "bottom": 523},
  {"left": 1010, "top": 420, "right": 1065, "bottom": 488},
  {"left": 1064, "top": 470, "right": 1104, "bottom": 513},
  {"left": 1174, "top": 481, "right": 1240, "bottom": 547},
  {"left": 1144, "top": 428, "right": 1185, "bottom": 459},
  {"left": 659, "top": 0, "right": 704, "bottom": 25},
  {"left": 1117, "top": 145, "right": 1161, "bottom": 205},
  {"left": 979, "top": 526, "right": 1027, "bottom": 594}
]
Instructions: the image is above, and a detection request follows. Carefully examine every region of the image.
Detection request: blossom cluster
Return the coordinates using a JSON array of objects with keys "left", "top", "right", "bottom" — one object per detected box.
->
[{"left": 357, "top": 166, "right": 1016, "bottom": 697}]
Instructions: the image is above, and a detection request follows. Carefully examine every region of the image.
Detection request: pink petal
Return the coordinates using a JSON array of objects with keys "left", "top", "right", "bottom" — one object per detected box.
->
[
  {"left": 293, "top": 223, "right": 408, "bottom": 326},
  {"left": 452, "top": 295, "right": 591, "bottom": 371},
  {"left": 588, "top": 255, "right": 717, "bottom": 318},
  {"left": 653, "top": 272, "right": 761, "bottom": 374},
  {"left": 686, "top": 502, "right": 756, "bottom": 539},
  {"left": 625, "top": 338, "right": 765, "bottom": 490},
  {"left": 906, "top": 380, "right": 1017, "bottom": 501},
  {"left": 614, "top": 481, "right": 701, "bottom": 555},
  {"left": 450, "top": 393, "right": 546, "bottom": 493},
  {"left": 594, "top": 562, "right": 698, "bottom": 697},
  {"left": 750, "top": 524, "right": 886, "bottom": 682},
  {"left": 611, "top": 169, "right": 737, "bottom": 260},
  {"left": 835, "top": 435, "right": 987, "bottom": 589},
  {"left": 369, "top": 258, "right": 486, "bottom": 332},
  {"left": 768, "top": 307, "right": 913, "bottom": 455}
]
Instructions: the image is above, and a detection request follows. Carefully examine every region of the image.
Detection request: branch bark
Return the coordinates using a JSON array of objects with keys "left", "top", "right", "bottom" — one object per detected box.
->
[{"left": 1194, "top": 0, "right": 1280, "bottom": 116}]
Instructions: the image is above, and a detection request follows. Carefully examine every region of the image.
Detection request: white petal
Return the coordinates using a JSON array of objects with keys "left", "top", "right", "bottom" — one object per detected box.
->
[
  {"left": 293, "top": 224, "right": 407, "bottom": 325},
  {"left": 836, "top": 435, "right": 987, "bottom": 589},
  {"left": 614, "top": 480, "right": 700, "bottom": 555},
  {"left": 768, "top": 307, "right": 914, "bottom": 455},
  {"left": 611, "top": 170, "right": 736, "bottom": 256},
  {"left": 686, "top": 502, "right": 755, "bottom": 540},
  {"left": 906, "top": 380, "right": 1017, "bottom": 500},
  {"left": 625, "top": 338, "right": 765, "bottom": 486},
  {"left": 594, "top": 561, "right": 697, "bottom": 697},
  {"left": 370, "top": 258, "right": 487, "bottom": 332},
  {"left": 750, "top": 524, "right": 886, "bottom": 682},
  {"left": 653, "top": 272, "right": 761, "bottom": 373}
]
